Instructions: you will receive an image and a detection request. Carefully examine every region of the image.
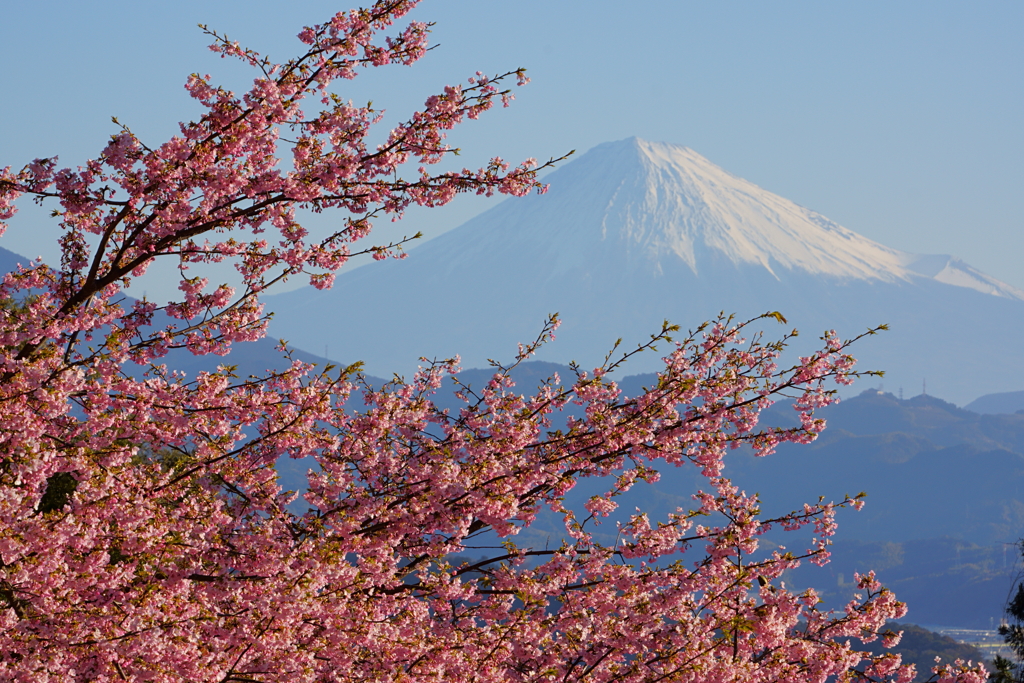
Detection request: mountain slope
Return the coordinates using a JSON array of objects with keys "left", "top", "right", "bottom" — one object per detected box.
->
[
  {"left": 266, "top": 138, "right": 1024, "bottom": 405},
  {"left": 964, "top": 390, "right": 1024, "bottom": 415},
  {"left": 0, "top": 246, "right": 30, "bottom": 275}
]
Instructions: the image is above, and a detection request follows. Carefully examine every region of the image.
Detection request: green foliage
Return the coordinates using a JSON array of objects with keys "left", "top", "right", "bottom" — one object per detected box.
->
[
  {"left": 37, "top": 472, "right": 78, "bottom": 514},
  {"left": 991, "top": 655, "right": 1017, "bottom": 683},
  {"left": 999, "top": 568, "right": 1024, "bottom": 682}
]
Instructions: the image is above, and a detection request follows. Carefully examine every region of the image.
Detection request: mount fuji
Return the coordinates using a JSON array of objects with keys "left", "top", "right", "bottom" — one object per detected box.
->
[{"left": 266, "top": 138, "right": 1024, "bottom": 405}]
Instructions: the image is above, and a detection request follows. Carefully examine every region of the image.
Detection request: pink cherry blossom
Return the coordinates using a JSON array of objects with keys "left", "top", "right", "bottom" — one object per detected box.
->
[{"left": 0, "top": 3, "right": 988, "bottom": 682}]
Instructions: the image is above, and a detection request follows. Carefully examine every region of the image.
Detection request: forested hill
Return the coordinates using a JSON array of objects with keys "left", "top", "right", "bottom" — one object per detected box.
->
[
  {"left": 762, "top": 388, "right": 1024, "bottom": 459},
  {"left": 733, "top": 388, "right": 1024, "bottom": 544}
]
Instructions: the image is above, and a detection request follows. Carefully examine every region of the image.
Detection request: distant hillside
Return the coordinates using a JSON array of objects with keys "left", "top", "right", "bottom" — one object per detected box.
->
[
  {"left": 782, "top": 537, "right": 1017, "bottom": 629},
  {"left": 131, "top": 336, "right": 373, "bottom": 384},
  {"left": 965, "top": 390, "right": 1024, "bottom": 415},
  {"left": 863, "top": 623, "right": 989, "bottom": 682},
  {"left": 682, "top": 390, "right": 1024, "bottom": 546},
  {"left": 0, "top": 246, "right": 28, "bottom": 274}
]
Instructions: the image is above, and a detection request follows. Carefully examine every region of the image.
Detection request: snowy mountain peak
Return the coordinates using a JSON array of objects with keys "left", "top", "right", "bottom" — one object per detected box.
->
[
  {"left": 431, "top": 136, "right": 1021, "bottom": 300},
  {"left": 901, "top": 253, "right": 1024, "bottom": 300},
  {"left": 578, "top": 138, "right": 911, "bottom": 282}
]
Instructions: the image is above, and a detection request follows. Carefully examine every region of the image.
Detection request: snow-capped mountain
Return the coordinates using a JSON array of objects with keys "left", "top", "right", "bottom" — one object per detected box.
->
[
  {"left": 266, "top": 138, "right": 1024, "bottom": 404},
  {"left": 901, "top": 253, "right": 1024, "bottom": 300},
  {"left": 468, "top": 139, "right": 911, "bottom": 285}
]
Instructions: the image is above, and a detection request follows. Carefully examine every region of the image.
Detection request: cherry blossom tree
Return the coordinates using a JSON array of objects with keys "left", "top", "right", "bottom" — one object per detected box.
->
[{"left": 0, "top": 2, "right": 988, "bottom": 681}]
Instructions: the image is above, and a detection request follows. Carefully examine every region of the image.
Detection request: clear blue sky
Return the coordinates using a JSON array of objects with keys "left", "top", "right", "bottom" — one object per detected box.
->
[{"left": 1, "top": 1, "right": 1021, "bottom": 301}]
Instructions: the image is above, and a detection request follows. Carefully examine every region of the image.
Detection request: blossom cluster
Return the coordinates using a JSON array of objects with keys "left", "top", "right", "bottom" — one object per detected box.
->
[{"left": 0, "top": 2, "right": 987, "bottom": 682}]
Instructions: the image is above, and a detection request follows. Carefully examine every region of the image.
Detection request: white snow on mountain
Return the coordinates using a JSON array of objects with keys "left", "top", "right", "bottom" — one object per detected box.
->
[
  {"left": 633, "top": 140, "right": 1024, "bottom": 299},
  {"left": 901, "top": 253, "right": 1024, "bottom": 300},
  {"left": 605, "top": 139, "right": 911, "bottom": 282}
]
